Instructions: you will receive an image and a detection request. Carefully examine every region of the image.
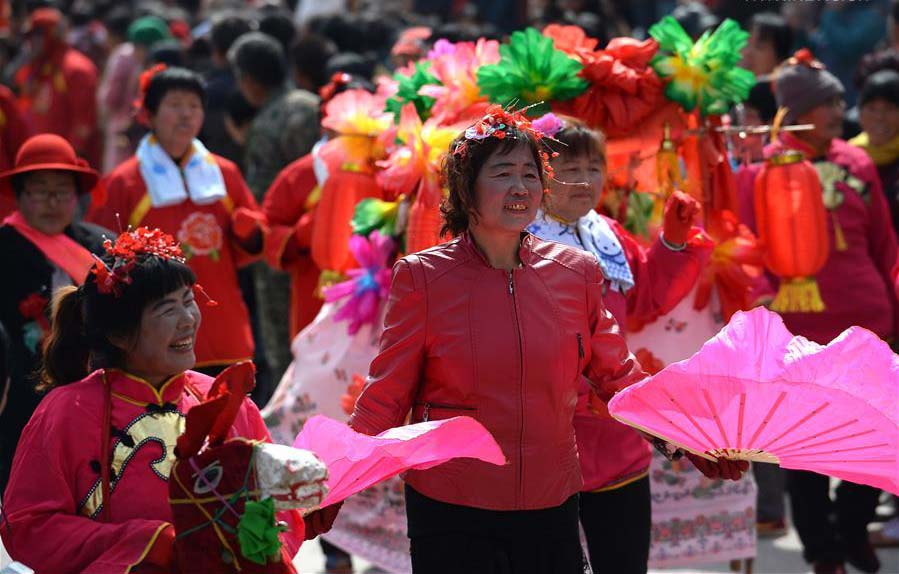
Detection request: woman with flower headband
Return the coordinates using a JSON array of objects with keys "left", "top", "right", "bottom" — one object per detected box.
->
[
  {"left": 526, "top": 117, "right": 712, "bottom": 574},
  {"left": 0, "top": 227, "right": 310, "bottom": 573},
  {"left": 344, "top": 106, "right": 747, "bottom": 573},
  {"left": 88, "top": 66, "right": 266, "bottom": 379},
  {"left": 0, "top": 134, "right": 109, "bottom": 496}
]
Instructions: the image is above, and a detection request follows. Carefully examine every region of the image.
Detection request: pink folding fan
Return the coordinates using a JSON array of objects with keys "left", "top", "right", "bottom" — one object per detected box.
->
[{"left": 608, "top": 307, "right": 899, "bottom": 495}]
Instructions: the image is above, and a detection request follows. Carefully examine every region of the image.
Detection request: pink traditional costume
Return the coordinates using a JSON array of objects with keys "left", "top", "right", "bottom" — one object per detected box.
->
[
  {"left": 1, "top": 368, "right": 303, "bottom": 573},
  {"left": 1, "top": 228, "right": 304, "bottom": 574}
]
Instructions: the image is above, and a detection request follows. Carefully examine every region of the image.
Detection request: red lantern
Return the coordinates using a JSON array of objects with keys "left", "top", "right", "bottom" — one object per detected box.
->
[{"left": 753, "top": 150, "right": 830, "bottom": 312}]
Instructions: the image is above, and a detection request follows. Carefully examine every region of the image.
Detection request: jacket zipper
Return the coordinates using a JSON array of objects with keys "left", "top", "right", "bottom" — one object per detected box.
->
[
  {"left": 420, "top": 402, "right": 476, "bottom": 422},
  {"left": 577, "top": 333, "right": 585, "bottom": 359},
  {"left": 509, "top": 269, "right": 525, "bottom": 508}
]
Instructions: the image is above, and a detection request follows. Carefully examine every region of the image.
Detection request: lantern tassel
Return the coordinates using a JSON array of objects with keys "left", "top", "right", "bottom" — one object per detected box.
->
[
  {"left": 770, "top": 278, "right": 826, "bottom": 313},
  {"left": 831, "top": 212, "right": 848, "bottom": 252}
]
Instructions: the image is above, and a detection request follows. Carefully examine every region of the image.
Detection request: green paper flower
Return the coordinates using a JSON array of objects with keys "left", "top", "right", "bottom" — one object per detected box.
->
[
  {"left": 237, "top": 498, "right": 284, "bottom": 565},
  {"left": 649, "top": 16, "right": 755, "bottom": 116},
  {"left": 476, "top": 27, "right": 588, "bottom": 115},
  {"left": 385, "top": 61, "right": 441, "bottom": 123},
  {"left": 352, "top": 198, "right": 399, "bottom": 237}
]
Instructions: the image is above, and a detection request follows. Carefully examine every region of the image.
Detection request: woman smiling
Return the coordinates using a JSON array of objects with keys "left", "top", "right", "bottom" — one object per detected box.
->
[{"left": 0, "top": 228, "right": 303, "bottom": 574}]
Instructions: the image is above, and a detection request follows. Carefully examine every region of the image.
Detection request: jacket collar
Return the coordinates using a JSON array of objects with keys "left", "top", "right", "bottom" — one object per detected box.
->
[
  {"left": 105, "top": 368, "right": 188, "bottom": 407},
  {"left": 460, "top": 231, "right": 536, "bottom": 269}
]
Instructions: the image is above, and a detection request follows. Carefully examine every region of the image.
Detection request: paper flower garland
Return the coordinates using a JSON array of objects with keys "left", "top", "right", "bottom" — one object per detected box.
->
[
  {"left": 477, "top": 27, "right": 588, "bottom": 115},
  {"left": 547, "top": 25, "right": 664, "bottom": 137},
  {"left": 419, "top": 38, "right": 501, "bottom": 124},
  {"left": 649, "top": 16, "right": 755, "bottom": 116},
  {"left": 385, "top": 61, "right": 441, "bottom": 122}
]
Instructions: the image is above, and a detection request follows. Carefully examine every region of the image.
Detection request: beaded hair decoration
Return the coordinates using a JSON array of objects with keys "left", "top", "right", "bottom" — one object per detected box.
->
[
  {"left": 453, "top": 105, "right": 563, "bottom": 186},
  {"left": 91, "top": 227, "right": 186, "bottom": 296}
]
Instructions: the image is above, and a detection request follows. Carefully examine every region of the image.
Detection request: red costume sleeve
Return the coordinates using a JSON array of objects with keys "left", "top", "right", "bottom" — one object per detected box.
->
[
  {"left": 261, "top": 155, "right": 318, "bottom": 270},
  {"left": 583, "top": 258, "right": 647, "bottom": 402},
  {"left": 2, "top": 399, "right": 171, "bottom": 574},
  {"left": 609, "top": 218, "right": 712, "bottom": 326},
  {"left": 350, "top": 259, "right": 426, "bottom": 436},
  {"left": 219, "top": 158, "right": 264, "bottom": 267}
]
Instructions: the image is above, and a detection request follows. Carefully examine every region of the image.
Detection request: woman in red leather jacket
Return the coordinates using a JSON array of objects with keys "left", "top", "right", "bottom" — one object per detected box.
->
[{"left": 347, "top": 108, "right": 746, "bottom": 574}]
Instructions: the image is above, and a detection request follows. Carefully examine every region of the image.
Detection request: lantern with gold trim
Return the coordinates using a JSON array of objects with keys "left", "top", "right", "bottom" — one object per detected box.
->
[{"left": 753, "top": 148, "right": 829, "bottom": 312}]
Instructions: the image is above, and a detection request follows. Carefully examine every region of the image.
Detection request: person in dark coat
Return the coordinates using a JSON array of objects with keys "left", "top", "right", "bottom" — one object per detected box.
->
[{"left": 0, "top": 134, "right": 110, "bottom": 495}]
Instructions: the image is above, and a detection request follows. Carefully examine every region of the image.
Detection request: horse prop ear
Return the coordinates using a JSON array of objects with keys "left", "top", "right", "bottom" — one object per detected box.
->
[
  {"left": 207, "top": 360, "right": 256, "bottom": 445},
  {"left": 175, "top": 393, "right": 230, "bottom": 459}
]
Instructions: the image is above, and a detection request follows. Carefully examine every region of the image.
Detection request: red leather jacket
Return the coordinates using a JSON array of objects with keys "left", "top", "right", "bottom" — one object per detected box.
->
[{"left": 350, "top": 233, "right": 645, "bottom": 511}]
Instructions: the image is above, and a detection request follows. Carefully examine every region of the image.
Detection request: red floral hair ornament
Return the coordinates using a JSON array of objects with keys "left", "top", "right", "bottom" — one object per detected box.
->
[
  {"left": 319, "top": 72, "right": 352, "bottom": 104},
  {"left": 91, "top": 227, "right": 185, "bottom": 296},
  {"left": 133, "top": 63, "right": 168, "bottom": 126},
  {"left": 453, "top": 104, "right": 561, "bottom": 188},
  {"left": 786, "top": 48, "right": 824, "bottom": 70}
]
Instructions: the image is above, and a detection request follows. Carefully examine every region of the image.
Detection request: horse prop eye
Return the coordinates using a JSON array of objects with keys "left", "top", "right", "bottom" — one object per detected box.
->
[{"left": 192, "top": 460, "right": 224, "bottom": 494}]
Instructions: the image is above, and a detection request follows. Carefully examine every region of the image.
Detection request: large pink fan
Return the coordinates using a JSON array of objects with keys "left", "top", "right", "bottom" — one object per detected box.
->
[
  {"left": 293, "top": 415, "right": 506, "bottom": 507},
  {"left": 609, "top": 307, "right": 899, "bottom": 495}
]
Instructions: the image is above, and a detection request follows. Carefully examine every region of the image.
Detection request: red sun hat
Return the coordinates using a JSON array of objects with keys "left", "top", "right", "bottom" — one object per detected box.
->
[{"left": 0, "top": 134, "right": 99, "bottom": 196}]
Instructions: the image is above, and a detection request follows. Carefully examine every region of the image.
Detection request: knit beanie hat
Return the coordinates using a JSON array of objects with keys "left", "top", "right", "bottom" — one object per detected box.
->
[
  {"left": 774, "top": 49, "right": 844, "bottom": 123},
  {"left": 127, "top": 16, "right": 171, "bottom": 49}
]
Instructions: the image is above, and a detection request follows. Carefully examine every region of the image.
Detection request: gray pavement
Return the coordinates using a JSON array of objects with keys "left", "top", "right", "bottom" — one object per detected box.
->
[{"left": 293, "top": 522, "right": 899, "bottom": 574}]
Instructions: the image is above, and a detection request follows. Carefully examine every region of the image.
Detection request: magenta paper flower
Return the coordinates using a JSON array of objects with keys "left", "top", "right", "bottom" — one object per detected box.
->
[{"left": 323, "top": 231, "right": 395, "bottom": 334}]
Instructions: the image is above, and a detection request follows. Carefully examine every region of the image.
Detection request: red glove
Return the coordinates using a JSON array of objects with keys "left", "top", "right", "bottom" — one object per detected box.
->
[
  {"left": 231, "top": 207, "right": 266, "bottom": 241},
  {"left": 685, "top": 452, "right": 749, "bottom": 481},
  {"left": 662, "top": 191, "right": 701, "bottom": 246},
  {"left": 303, "top": 502, "right": 343, "bottom": 540}
]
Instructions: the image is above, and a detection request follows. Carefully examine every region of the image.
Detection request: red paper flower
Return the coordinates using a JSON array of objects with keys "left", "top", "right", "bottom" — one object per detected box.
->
[
  {"left": 547, "top": 27, "right": 664, "bottom": 138},
  {"left": 18, "top": 293, "right": 49, "bottom": 329},
  {"left": 340, "top": 374, "right": 366, "bottom": 416},
  {"left": 91, "top": 227, "right": 185, "bottom": 296}
]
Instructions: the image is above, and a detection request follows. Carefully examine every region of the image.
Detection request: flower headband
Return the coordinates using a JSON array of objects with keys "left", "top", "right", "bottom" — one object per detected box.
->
[
  {"left": 133, "top": 63, "right": 168, "bottom": 126},
  {"left": 453, "top": 105, "right": 562, "bottom": 183},
  {"left": 91, "top": 227, "right": 185, "bottom": 296}
]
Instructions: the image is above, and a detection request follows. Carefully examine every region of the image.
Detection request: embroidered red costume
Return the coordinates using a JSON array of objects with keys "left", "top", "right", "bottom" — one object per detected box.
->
[
  {"left": 88, "top": 156, "right": 261, "bottom": 368},
  {"left": 1, "top": 369, "right": 303, "bottom": 574}
]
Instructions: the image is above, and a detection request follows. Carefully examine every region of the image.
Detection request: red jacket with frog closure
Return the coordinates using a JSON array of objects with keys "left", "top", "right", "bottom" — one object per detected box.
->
[{"left": 350, "top": 232, "right": 646, "bottom": 511}]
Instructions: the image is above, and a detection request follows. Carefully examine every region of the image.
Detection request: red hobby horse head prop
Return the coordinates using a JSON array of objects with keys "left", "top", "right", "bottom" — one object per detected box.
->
[{"left": 169, "top": 361, "right": 328, "bottom": 573}]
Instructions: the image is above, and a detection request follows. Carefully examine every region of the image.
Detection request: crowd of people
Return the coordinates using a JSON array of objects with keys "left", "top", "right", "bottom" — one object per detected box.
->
[{"left": 0, "top": 1, "right": 897, "bottom": 574}]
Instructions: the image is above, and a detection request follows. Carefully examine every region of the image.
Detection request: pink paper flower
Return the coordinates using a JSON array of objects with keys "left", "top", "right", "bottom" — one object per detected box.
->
[{"left": 323, "top": 231, "right": 395, "bottom": 334}]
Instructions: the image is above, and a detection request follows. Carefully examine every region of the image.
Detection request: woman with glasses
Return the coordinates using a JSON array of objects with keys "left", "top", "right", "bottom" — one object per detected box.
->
[{"left": 0, "top": 134, "right": 110, "bottom": 496}]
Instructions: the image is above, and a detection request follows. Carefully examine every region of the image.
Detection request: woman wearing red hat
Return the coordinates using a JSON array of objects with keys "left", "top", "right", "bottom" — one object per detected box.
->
[
  {"left": 88, "top": 67, "right": 265, "bottom": 378},
  {"left": 0, "top": 133, "right": 110, "bottom": 494}
]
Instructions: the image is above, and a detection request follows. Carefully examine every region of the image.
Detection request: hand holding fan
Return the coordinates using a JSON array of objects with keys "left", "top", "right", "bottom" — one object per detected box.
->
[{"left": 608, "top": 308, "right": 899, "bottom": 495}]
